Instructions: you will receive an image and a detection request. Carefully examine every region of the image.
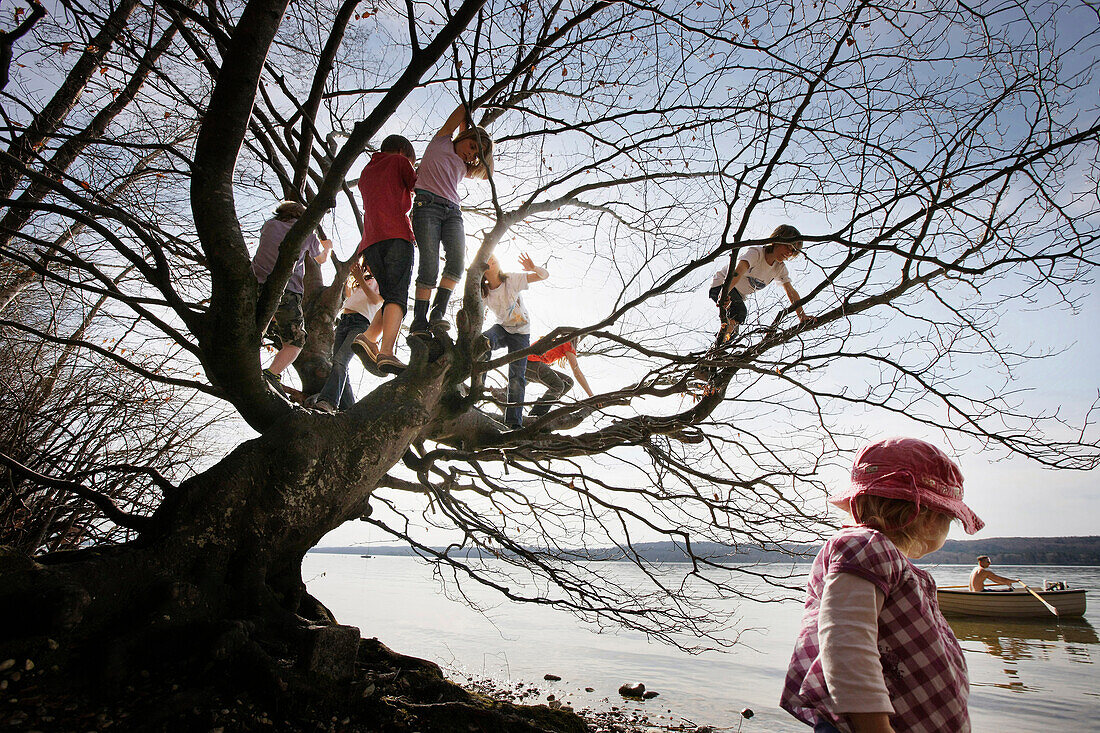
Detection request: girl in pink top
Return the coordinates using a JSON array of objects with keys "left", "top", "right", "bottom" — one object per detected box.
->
[
  {"left": 781, "top": 437, "right": 984, "bottom": 733},
  {"left": 409, "top": 104, "right": 495, "bottom": 335}
]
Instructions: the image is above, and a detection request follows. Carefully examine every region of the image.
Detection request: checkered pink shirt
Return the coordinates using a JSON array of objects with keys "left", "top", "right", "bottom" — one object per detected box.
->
[{"left": 780, "top": 526, "right": 970, "bottom": 732}]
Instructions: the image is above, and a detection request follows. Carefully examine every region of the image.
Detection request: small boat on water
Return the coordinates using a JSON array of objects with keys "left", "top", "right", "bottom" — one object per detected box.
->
[{"left": 937, "top": 587, "right": 1087, "bottom": 618}]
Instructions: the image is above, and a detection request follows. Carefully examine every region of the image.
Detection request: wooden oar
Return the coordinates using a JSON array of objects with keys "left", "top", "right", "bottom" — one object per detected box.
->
[{"left": 1019, "top": 583, "right": 1060, "bottom": 617}]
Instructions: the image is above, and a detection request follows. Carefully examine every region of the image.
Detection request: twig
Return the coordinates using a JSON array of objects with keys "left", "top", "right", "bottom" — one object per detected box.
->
[{"left": 0, "top": 451, "right": 153, "bottom": 532}]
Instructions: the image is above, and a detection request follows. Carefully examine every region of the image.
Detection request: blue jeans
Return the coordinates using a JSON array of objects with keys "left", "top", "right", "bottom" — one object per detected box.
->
[
  {"left": 813, "top": 719, "right": 841, "bottom": 733},
  {"left": 484, "top": 324, "right": 530, "bottom": 427},
  {"left": 318, "top": 312, "right": 371, "bottom": 409},
  {"left": 412, "top": 189, "right": 465, "bottom": 289}
]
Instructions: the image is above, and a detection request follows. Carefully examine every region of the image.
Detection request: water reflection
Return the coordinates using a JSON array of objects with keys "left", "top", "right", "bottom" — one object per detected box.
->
[
  {"left": 950, "top": 617, "right": 1099, "bottom": 656},
  {"left": 949, "top": 617, "right": 1097, "bottom": 692}
]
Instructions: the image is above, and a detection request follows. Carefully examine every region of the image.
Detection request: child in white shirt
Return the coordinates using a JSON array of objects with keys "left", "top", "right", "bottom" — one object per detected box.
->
[
  {"left": 709, "top": 224, "right": 813, "bottom": 343},
  {"left": 313, "top": 264, "right": 382, "bottom": 412},
  {"left": 480, "top": 252, "right": 548, "bottom": 428}
]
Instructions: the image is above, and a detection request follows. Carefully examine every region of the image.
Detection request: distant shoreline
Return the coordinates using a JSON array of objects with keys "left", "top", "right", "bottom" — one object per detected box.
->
[{"left": 313, "top": 535, "right": 1100, "bottom": 566}]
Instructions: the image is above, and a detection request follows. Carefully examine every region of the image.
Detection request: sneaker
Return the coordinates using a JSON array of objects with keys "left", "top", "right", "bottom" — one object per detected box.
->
[
  {"left": 351, "top": 335, "right": 385, "bottom": 376},
  {"left": 408, "top": 316, "right": 429, "bottom": 337},
  {"left": 313, "top": 399, "right": 336, "bottom": 414},
  {"left": 428, "top": 317, "right": 451, "bottom": 333},
  {"left": 353, "top": 334, "right": 380, "bottom": 361},
  {"left": 375, "top": 353, "right": 407, "bottom": 375},
  {"left": 262, "top": 368, "right": 287, "bottom": 396}
]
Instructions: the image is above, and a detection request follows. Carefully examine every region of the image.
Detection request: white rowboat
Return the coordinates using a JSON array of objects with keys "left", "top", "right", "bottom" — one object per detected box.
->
[{"left": 936, "top": 588, "right": 1087, "bottom": 618}]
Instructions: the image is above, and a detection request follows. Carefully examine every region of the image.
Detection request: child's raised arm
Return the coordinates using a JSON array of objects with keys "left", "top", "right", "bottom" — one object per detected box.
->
[
  {"left": 349, "top": 262, "right": 382, "bottom": 305},
  {"left": 363, "top": 286, "right": 383, "bottom": 306},
  {"left": 436, "top": 104, "right": 470, "bottom": 139},
  {"left": 519, "top": 252, "right": 549, "bottom": 283},
  {"left": 349, "top": 260, "right": 371, "bottom": 293}
]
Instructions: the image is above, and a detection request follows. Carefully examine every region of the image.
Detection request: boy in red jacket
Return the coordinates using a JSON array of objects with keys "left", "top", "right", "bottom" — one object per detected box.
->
[{"left": 352, "top": 135, "right": 417, "bottom": 374}]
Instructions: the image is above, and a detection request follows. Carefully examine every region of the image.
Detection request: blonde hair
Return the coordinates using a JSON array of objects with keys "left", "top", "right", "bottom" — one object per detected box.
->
[
  {"left": 454, "top": 126, "right": 494, "bottom": 179},
  {"left": 850, "top": 494, "right": 951, "bottom": 556}
]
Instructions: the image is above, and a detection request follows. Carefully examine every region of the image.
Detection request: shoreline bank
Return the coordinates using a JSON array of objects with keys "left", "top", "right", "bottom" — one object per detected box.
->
[{"left": 458, "top": 673, "right": 735, "bottom": 733}]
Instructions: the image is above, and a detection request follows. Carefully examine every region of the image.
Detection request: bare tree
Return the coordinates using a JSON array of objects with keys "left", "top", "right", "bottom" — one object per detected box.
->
[
  {"left": 0, "top": 269, "right": 228, "bottom": 554},
  {"left": 0, "top": 0, "right": 1097, "bottom": 728}
]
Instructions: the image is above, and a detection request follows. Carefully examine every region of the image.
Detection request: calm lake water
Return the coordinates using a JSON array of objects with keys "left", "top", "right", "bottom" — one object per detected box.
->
[{"left": 304, "top": 554, "right": 1099, "bottom": 732}]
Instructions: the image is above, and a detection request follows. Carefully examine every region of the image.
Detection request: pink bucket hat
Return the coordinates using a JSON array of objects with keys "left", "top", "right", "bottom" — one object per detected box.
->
[{"left": 828, "top": 437, "right": 985, "bottom": 534}]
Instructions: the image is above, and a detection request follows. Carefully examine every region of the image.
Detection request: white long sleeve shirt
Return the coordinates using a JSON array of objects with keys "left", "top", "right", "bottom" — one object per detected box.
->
[{"left": 818, "top": 572, "right": 893, "bottom": 714}]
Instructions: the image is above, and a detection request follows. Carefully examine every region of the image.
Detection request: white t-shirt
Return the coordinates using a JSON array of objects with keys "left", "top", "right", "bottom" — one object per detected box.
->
[
  {"left": 709, "top": 245, "right": 791, "bottom": 296},
  {"left": 484, "top": 275, "right": 530, "bottom": 334},
  {"left": 343, "top": 278, "right": 381, "bottom": 321}
]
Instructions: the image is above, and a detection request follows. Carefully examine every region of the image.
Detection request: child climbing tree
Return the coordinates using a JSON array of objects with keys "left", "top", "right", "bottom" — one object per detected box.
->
[{"left": 1, "top": 0, "right": 1098, "bottom": 729}]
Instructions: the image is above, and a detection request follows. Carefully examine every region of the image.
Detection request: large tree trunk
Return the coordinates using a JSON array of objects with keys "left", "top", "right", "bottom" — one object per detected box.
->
[{"left": 0, "top": 361, "right": 579, "bottom": 730}]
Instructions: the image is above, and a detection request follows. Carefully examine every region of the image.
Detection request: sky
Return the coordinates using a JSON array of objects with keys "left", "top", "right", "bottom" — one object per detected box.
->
[
  {"left": 305, "top": 172, "right": 1099, "bottom": 548},
  {"left": 304, "top": 212, "right": 1100, "bottom": 548},
  {"left": 226, "top": 0, "right": 1100, "bottom": 547}
]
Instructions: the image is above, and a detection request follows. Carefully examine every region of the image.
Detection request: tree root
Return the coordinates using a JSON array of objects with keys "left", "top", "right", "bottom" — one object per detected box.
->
[{"left": 0, "top": 619, "right": 588, "bottom": 732}]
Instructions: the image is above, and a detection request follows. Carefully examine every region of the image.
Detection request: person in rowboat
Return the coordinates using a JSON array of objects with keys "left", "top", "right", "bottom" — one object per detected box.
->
[{"left": 969, "top": 556, "right": 1019, "bottom": 592}]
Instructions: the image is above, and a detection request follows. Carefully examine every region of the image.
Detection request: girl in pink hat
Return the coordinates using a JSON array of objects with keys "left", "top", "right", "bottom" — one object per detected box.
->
[{"left": 780, "top": 437, "right": 984, "bottom": 733}]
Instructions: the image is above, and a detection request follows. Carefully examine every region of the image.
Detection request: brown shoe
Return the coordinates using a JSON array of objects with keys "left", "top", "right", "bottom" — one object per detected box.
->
[
  {"left": 352, "top": 334, "right": 385, "bottom": 376},
  {"left": 375, "top": 353, "right": 407, "bottom": 375}
]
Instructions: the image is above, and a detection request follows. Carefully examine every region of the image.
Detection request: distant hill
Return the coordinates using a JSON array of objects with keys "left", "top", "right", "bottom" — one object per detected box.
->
[
  {"left": 923, "top": 536, "right": 1100, "bottom": 566},
  {"left": 312, "top": 536, "right": 1100, "bottom": 566},
  {"left": 313, "top": 545, "right": 419, "bottom": 557},
  {"left": 311, "top": 541, "right": 820, "bottom": 562}
]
